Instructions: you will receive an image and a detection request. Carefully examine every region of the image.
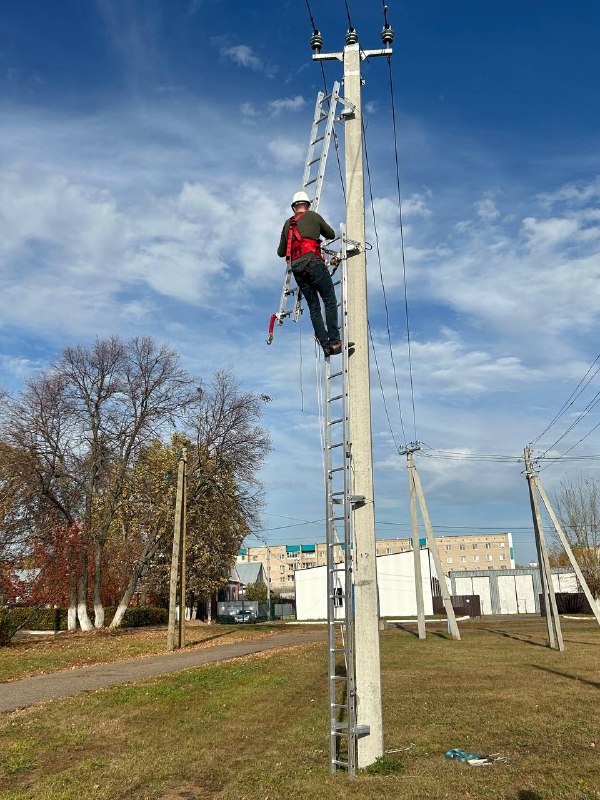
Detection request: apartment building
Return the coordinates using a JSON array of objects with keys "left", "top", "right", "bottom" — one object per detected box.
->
[{"left": 238, "top": 532, "right": 515, "bottom": 595}]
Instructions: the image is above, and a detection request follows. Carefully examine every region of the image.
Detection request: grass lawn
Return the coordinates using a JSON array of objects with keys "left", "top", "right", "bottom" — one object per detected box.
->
[
  {"left": 0, "top": 618, "right": 598, "bottom": 800},
  {"left": 0, "top": 623, "right": 285, "bottom": 683}
]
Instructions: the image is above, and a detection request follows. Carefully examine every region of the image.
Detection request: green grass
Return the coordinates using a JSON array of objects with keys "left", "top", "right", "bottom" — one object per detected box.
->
[
  {"left": 0, "top": 623, "right": 286, "bottom": 683},
  {"left": 0, "top": 619, "right": 598, "bottom": 800}
]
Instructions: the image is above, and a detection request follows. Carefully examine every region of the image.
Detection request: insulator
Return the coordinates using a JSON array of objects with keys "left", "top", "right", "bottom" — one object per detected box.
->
[
  {"left": 310, "top": 30, "right": 323, "bottom": 53},
  {"left": 381, "top": 24, "right": 394, "bottom": 46},
  {"left": 345, "top": 28, "right": 358, "bottom": 45}
]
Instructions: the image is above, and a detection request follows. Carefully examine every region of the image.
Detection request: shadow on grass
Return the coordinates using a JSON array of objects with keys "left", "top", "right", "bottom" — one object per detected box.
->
[
  {"left": 389, "top": 624, "right": 421, "bottom": 639},
  {"left": 515, "top": 791, "right": 544, "bottom": 800},
  {"left": 481, "top": 628, "right": 547, "bottom": 649},
  {"left": 532, "top": 664, "right": 600, "bottom": 689}
]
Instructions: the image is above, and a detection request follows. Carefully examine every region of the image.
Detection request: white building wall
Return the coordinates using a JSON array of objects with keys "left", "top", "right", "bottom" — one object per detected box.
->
[
  {"left": 295, "top": 549, "right": 435, "bottom": 621},
  {"left": 514, "top": 574, "right": 536, "bottom": 613}
]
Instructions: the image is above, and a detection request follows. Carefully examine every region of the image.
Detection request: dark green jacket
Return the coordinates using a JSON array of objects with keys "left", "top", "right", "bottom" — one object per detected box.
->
[{"left": 277, "top": 210, "right": 335, "bottom": 269}]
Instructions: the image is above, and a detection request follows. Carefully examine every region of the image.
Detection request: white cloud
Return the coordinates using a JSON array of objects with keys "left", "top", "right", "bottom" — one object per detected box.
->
[
  {"left": 220, "top": 44, "right": 276, "bottom": 77},
  {"left": 240, "top": 101, "right": 258, "bottom": 117},
  {"left": 269, "top": 96, "right": 306, "bottom": 115},
  {"left": 267, "top": 137, "right": 304, "bottom": 166},
  {"left": 476, "top": 195, "right": 500, "bottom": 222}
]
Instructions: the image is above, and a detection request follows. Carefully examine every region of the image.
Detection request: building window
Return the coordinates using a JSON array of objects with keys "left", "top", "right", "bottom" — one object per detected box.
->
[
  {"left": 459, "top": 544, "right": 465, "bottom": 551},
  {"left": 499, "top": 554, "right": 506, "bottom": 561},
  {"left": 279, "top": 565, "right": 285, "bottom": 574},
  {"left": 252, "top": 555, "right": 257, "bottom": 561},
  {"left": 386, "top": 548, "right": 392, "bottom": 555},
  {"left": 278, "top": 554, "right": 284, "bottom": 560},
  {"left": 499, "top": 542, "right": 505, "bottom": 548},
  {"left": 447, "top": 556, "right": 453, "bottom": 564},
  {"left": 445, "top": 544, "right": 452, "bottom": 551},
  {"left": 460, "top": 556, "right": 466, "bottom": 563},
  {"left": 486, "top": 555, "right": 493, "bottom": 561},
  {"left": 473, "top": 555, "right": 480, "bottom": 562},
  {"left": 485, "top": 543, "right": 492, "bottom": 550},
  {"left": 472, "top": 544, "right": 478, "bottom": 550}
]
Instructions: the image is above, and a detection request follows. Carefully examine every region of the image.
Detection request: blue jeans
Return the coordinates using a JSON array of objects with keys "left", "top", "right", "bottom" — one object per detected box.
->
[{"left": 293, "top": 259, "right": 340, "bottom": 348}]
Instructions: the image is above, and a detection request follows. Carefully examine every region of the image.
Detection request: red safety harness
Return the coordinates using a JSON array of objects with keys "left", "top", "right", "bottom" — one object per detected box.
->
[{"left": 286, "top": 212, "right": 322, "bottom": 264}]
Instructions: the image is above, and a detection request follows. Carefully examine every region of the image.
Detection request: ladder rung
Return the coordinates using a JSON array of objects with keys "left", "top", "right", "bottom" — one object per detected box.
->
[
  {"left": 330, "top": 371, "right": 343, "bottom": 379},
  {"left": 328, "top": 394, "right": 343, "bottom": 402},
  {"left": 330, "top": 418, "right": 343, "bottom": 425},
  {"left": 331, "top": 674, "right": 348, "bottom": 680},
  {"left": 305, "top": 177, "right": 317, "bottom": 186},
  {"left": 331, "top": 703, "right": 348, "bottom": 709},
  {"left": 334, "top": 722, "right": 349, "bottom": 730},
  {"left": 332, "top": 279, "right": 341, "bottom": 286},
  {"left": 308, "top": 157, "right": 321, "bottom": 166},
  {"left": 333, "top": 733, "right": 350, "bottom": 740},
  {"left": 329, "top": 466, "right": 344, "bottom": 474},
  {"left": 331, "top": 647, "right": 346, "bottom": 653},
  {"left": 330, "top": 516, "right": 344, "bottom": 522},
  {"left": 328, "top": 442, "right": 343, "bottom": 449},
  {"left": 311, "top": 136, "right": 325, "bottom": 146}
]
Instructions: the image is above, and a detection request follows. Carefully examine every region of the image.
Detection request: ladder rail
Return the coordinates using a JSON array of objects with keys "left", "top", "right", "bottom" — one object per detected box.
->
[
  {"left": 268, "top": 83, "right": 341, "bottom": 340},
  {"left": 324, "top": 224, "right": 356, "bottom": 777}
]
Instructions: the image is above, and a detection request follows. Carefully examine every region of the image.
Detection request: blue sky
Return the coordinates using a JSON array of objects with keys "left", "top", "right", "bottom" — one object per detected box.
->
[{"left": 2, "top": 1, "right": 600, "bottom": 564}]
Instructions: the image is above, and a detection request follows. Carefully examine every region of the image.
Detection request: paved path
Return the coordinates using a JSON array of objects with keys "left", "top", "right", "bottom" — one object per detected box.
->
[{"left": 0, "top": 629, "right": 325, "bottom": 714}]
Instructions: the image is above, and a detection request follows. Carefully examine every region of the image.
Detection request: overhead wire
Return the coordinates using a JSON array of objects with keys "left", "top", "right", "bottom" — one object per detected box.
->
[
  {"left": 342, "top": 0, "right": 354, "bottom": 31},
  {"left": 369, "top": 323, "right": 401, "bottom": 451},
  {"left": 385, "top": 31, "right": 418, "bottom": 442},
  {"left": 363, "top": 117, "right": 408, "bottom": 447},
  {"left": 538, "top": 385, "right": 600, "bottom": 458},
  {"left": 531, "top": 352, "right": 600, "bottom": 445}
]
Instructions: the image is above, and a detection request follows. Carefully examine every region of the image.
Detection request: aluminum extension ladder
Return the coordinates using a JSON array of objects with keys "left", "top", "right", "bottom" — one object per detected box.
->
[
  {"left": 323, "top": 226, "right": 363, "bottom": 777},
  {"left": 266, "top": 82, "right": 341, "bottom": 344}
]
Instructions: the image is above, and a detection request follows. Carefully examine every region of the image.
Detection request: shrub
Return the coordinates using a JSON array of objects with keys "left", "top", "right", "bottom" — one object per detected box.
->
[{"left": 119, "top": 606, "right": 168, "bottom": 628}]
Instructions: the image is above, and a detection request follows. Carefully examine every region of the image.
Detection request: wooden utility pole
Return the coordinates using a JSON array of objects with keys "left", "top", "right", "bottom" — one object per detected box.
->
[
  {"left": 403, "top": 446, "right": 426, "bottom": 639},
  {"left": 314, "top": 25, "right": 392, "bottom": 770},
  {"left": 167, "top": 449, "right": 187, "bottom": 651},
  {"left": 523, "top": 447, "right": 564, "bottom": 651}
]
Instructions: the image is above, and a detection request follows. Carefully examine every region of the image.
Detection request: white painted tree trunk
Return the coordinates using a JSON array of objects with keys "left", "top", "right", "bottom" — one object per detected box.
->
[
  {"left": 67, "top": 604, "right": 77, "bottom": 630},
  {"left": 77, "top": 602, "right": 94, "bottom": 631},
  {"left": 94, "top": 603, "right": 105, "bottom": 629},
  {"left": 68, "top": 578, "right": 78, "bottom": 631}
]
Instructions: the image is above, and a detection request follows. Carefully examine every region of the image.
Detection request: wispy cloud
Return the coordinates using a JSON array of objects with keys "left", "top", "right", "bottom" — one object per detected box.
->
[
  {"left": 269, "top": 95, "right": 305, "bottom": 115},
  {"left": 220, "top": 43, "right": 277, "bottom": 78}
]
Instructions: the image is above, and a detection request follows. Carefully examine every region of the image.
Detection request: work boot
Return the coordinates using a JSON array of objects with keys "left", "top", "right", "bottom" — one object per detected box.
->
[
  {"left": 322, "top": 344, "right": 331, "bottom": 357},
  {"left": 329, "top": 341, "right": 342, "bottom": 355}
]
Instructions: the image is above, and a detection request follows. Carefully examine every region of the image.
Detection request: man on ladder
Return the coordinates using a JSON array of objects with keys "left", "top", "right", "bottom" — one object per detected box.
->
[{"left": 277, "top": 191, "right": 342, "bottom": 356}]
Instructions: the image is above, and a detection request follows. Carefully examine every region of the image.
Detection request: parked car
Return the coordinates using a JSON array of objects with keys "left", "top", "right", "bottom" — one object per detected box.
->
[{"left": 233, "top": 609, "right": 256, "bottom": 624}]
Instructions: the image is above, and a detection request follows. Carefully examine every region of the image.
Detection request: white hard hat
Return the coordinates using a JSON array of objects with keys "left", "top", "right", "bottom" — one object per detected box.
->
[{"left": 291, "top": 191, "right": 311, "bottom": 207}]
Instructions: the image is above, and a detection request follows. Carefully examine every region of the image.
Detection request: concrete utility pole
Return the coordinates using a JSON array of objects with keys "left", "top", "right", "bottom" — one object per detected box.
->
[
  {"left": 315, "top": 25, "right": 392, "bottom": 770},
  {"left": 167, "top": 449, "right": 187, "bottom": 651},
  {"left": 403, "top": 447, "right": 426, "bottom": 639},
  {"left": 535, "top": 479, "right": 600, "bottom": 628},
  {"left": 523, "top": 446, "right": 564, "bottom": 651}
]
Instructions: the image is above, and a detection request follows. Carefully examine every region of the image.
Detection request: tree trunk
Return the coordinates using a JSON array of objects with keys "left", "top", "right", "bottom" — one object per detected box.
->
[
  {"left": 77, "top": 537, "right": 94, "bottom": 631},
  {"left": 93, "top": 541, "right": 105, "bottom": 628},
  {"left": 110, "top": 534, "right": 162, "bottom": 628},
  {"left": 68, "top": 573, "right": 78, "bottom": 631}
]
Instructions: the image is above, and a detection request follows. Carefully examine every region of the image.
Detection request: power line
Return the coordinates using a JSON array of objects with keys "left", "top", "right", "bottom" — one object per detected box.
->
[
  {"left": 539, "top": 385, "right": 600, "bottom": 458},
  {"left": 343, "top": 0, "right": 354, "bottom": 31},
  {"left": 363, "top": 121, "right": 407, "bottom": 446},
  {"left": 385, "top": 40, "right": 418, "bottom": 441},
  {"left": 531, "top": 352, "right": 600, "bottom": 446},
  {"left": 369, "top": 323, "right": 402, "bottom": 451}
]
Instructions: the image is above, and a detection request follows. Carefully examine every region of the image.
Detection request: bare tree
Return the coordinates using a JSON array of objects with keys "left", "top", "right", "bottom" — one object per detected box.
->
[
  {"left": 553, "top": 475, "right": 600, "bottom": 598},
  {"left": 1, "top": 337, "right": 194, "bottom": 629}
]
